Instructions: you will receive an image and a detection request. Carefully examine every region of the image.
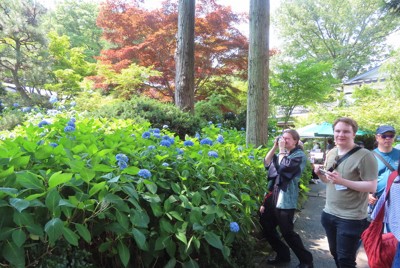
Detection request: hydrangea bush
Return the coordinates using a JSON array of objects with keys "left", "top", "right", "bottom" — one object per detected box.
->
[{"left": 0, "top": 116, "right": 268, "bottom": 267}]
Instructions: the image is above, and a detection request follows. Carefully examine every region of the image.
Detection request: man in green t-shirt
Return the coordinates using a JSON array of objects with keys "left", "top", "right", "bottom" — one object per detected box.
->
[{"left": 314, "top": 117, "right": 377, "bottom": 268}]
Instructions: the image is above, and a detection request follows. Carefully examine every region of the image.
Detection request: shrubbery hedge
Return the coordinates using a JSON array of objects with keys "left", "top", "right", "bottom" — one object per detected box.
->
[{"left": 0, "top": 115, "right": 268, "bottom": 267}]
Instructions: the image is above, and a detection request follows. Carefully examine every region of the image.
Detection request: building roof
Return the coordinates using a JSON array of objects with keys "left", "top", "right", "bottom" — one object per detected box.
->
[{"left": 343, "top": 60, "right": 390, "bottom": 86}]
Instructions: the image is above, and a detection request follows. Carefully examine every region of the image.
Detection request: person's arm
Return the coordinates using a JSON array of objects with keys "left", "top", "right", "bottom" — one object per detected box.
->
[
  {"left": 264, "top": 145, "right": 277, "bottom": 166},
  {"left": 264, "top": 137, "right": 285, "bottom": 166},
  {"left": 325, "top": 171, "right": 377, "bottom": 192},
  {"left": 370, "top": 192, "right": 386, "bottom": 220}
]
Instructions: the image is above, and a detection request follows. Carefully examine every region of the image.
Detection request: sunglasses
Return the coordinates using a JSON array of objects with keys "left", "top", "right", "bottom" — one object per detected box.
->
[{"left": 379, "top": 134, "right": 395, "bottom": 139}]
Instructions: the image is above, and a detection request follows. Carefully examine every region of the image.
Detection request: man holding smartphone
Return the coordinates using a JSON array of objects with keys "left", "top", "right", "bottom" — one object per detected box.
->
[{"left": 314, "top": 117, "right": 377, "bottom": 268}]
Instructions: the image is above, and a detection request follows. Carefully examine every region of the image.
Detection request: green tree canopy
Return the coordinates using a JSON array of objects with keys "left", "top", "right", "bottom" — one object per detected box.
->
[
  {"left": 275, "top": 0, "right": 400, "bottom": 81},
  {"left": 45, "top": 0, "right": 103, "bottom": 62},
  {"left": 45, "top": 31, "right": 96, "bottom": 97},
  {"left": 381, "top": 49, "right": 400, "bottom": 97},
  {"left": 270, "top": 59, "right": 338, "bottom": 123}
]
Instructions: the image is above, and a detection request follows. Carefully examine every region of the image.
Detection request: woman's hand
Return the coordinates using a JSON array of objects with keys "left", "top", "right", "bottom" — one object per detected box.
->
[
  {"left": 259, "top": 205, "right": 265, "bottom": 214},
  {"left": 368, "top": 193, "right": 377, "bottom": 205}
]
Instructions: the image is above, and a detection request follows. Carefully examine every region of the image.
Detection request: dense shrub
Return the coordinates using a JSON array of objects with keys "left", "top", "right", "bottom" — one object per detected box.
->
[
  {"left": 91, "top": 96, "right": 204, "bottom": 139},
  {"left": 222, "top": 110, "right": 247, "bottom": 130},
  {"left": 194, "top": 95, "right": 225, "bottom": 124},
  {"left": 0, "top": 110, "right": 26, "bottom": 131},
  {"left": 0, "top": 116, "right": 268, "bottom": 267}
]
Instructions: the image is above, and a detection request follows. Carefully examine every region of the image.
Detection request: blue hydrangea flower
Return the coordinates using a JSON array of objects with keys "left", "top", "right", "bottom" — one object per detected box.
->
[
  {"left": 240, "top": 127, "right": 245, "bottom": 131},
  {"left": 13, "top": 103, "right": 19, "bottom": 107},
  {"left": 38, "top": 120, "right": 50, "bottom": 127},
  {"left": 49, "top": 142, "right": 58, "bottom": 148},
  {"left": 152, "top": 128, "right": 160, "bottom": 134},
  {"left": 67, "top": 120, "right": 75, "bottom": 127},
  {"left": 162, "top": 162, "right": 169, "bottom": 167},
  {"left": 22, "top": 107, "right": 31, "bottom": 113},
  {"left": 49, "top": 96, "right": 58, "bottom": 104},
  {"left": 216, "top": 135, "right": 224, "bottom": 143},
  {"left": 195, "top": 132, "right": 201, "bottom": 139},
  {"left": 142, "top": 131, "right": 151, "bottom": 139},
  {"left": 200, "top": 138, "right": 213, "bottom": 146},
  {"left": 230, "top": 222, "right": 240, "bottom": 233},
  {"left": 118, "top": 161, "right": 128, "bottom": 170},
  {"left": 163, "top": 125, "right": 169, "bottom": 129},
  {"left": 237, "top": 146, "right": 243, "bottom": 152},
  {"left": 249, "top": 155, "right": 255, "bottom": 159},
  {"left": 153, "top": 133, "right": 161, "bottom": 138},
  {"left": 208, "top": 151, "right": 218, "bottom": 158},
  {"left": 64, "top": 126, "right": 75, "bottom": 132},
  {"left": 169, "top": 137, "right": 175, "bottom": 144},
  {"left": 217, "top": 123, "right": 222, "bottom": 128},
  {"left": 162, "top": 135, "right": 174, "bottom": 144},
  {"left": 148, "top": 145, "right": 156, "bottom": 150},
  {"left": 116, "top": 153, "right": 129, "bottom": 163},
  {"left": 177, "top": 148, "right": 184, "bottom": 155},
  {"left": 160, "top": 139, "right": 172, "bottom": 147},
  {"left": 183, "top": 140, "right": 194, "bottom": 146},
  {"left": 138, "top": 169, "right": 151, "bottom": 178},
  {"left": 208, "top": 121, "right": 213, "bottom": 125},
  {"left": 70, "top": 101, "right": 76, "bottom": 107}
]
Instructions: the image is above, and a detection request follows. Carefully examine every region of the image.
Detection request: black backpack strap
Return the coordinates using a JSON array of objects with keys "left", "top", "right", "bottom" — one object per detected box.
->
[
  {"left": 373, "top": 151, "right": 395, "bottom": 172},
  {"left": 328, "top": 146, "right": 362, "bottom": 172}
]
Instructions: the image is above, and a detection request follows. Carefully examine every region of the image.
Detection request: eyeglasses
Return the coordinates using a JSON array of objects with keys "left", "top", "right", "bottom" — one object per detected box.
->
[{"left": 379, "top": 134, "right": 395, "bottom": 139}]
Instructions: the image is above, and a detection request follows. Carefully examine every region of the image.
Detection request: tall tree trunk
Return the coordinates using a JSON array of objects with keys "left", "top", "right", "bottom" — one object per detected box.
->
[
  {"left": 175, "top": 0, "right": 195, "bottom": 113},
  {"left": 246, "top": 0, "right": 270, "bottom": 147}
]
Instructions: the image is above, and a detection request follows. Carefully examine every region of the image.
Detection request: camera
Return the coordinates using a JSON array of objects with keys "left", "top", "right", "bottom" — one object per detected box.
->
[
  {"left": 318, "top": 167, "right": 328, "bottom": 175},
  {"left": 275, "top": 135, "right": 282, "bottom": 144}
]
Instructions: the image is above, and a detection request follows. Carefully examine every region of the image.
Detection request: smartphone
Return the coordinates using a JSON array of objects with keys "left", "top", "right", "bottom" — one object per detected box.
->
[{"left": 319, "top": 167, "right": 328, "bottom": 175}]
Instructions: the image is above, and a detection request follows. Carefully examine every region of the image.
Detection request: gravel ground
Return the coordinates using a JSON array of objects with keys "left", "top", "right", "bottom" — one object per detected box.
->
[{"left": 254, "top": 181, "right": 369, "bottom": 268}]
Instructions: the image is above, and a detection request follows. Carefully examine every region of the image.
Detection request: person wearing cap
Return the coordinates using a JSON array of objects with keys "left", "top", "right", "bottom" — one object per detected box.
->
[{"left": 370, "top": 125, "right": 400, "bottom": 213}]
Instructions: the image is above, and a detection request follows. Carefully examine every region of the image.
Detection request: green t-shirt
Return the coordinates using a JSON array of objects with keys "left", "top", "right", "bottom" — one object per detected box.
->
[{"left": 323, "top": 147, "right": 378, "bottom": 220}]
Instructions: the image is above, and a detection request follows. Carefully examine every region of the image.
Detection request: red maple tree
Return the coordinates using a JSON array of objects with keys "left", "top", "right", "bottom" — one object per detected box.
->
[{"left": 95, "top": 0, "right": 250, "bottom": 101}]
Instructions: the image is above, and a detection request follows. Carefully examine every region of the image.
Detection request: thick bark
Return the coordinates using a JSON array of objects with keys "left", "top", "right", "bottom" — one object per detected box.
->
[
  {"left": 12, "top": 71, "right": 31, "bottom": 103},
  {"left": 174, "top": 0, "right": 195, "bottom": 113},
  {"left": 246, "top": 0, "right": 270, "bottom": 147}
]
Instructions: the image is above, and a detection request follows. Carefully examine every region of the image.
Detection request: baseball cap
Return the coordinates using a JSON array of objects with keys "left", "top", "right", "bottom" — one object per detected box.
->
[{"left": 376, "top": 125, "right": 396, "bottom": 134}]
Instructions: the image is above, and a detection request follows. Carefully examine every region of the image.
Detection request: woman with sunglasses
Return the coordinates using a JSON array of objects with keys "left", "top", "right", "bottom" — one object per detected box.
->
[
  {"left": 314, "top": 117, "right": 378, "bottom": 268},
  {"left": 261, "top": 129, "right": 313, "bottom": 268}
]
